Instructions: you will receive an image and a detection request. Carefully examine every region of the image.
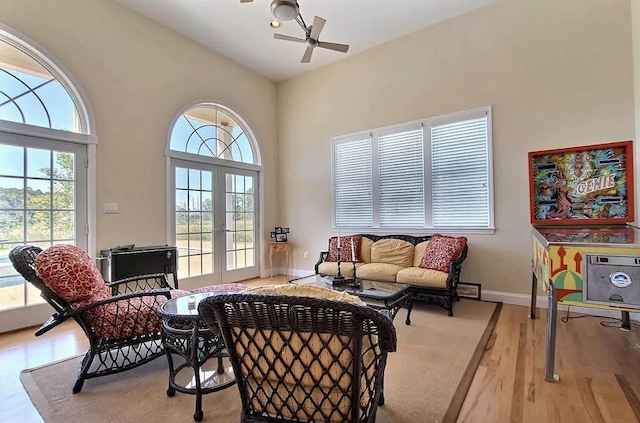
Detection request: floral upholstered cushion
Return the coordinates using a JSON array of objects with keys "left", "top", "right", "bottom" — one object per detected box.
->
[
  {"left": 419, "top": 234, "right": 467, "bottom": 272},
  {"left": 190, "top": 283, "right": 248, "bottom": 294},
  {"left": 88, "top": 296, "right": 164, "bottom": 339},
  {"left": 245, "top": 283, "right": 364, "bottom": 305},
  {"left": 35, "top": 244, "right": 109, "bottom": 306},
  {"left": 326, "top": 234, "right": 363, "bottom": 262}
]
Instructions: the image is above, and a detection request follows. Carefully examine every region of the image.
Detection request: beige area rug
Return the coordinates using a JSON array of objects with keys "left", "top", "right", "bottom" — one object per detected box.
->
[{"left": 21, "top": 300, "right": 500, "bottom": 423}]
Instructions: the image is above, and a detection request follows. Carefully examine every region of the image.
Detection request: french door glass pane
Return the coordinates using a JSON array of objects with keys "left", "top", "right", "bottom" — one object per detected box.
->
[
  {"left": 225, "top": 173, "right": 254, "bottom": 271},
  {"left": 175, "top": 167, "right": 214, "bottom": 279}
]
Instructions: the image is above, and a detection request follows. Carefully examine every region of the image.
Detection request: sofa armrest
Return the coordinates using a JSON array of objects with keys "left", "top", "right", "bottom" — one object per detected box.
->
[
  {"left": 314, "top": 251, "right": 329, "bottom": 274},
  {"left": 446, "top": 244, "right": 468, "bottom": 289}
]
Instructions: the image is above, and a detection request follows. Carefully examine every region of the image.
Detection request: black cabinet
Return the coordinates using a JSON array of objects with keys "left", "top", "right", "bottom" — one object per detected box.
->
[{"left": 99, "top": 245, "right": 179, "bottom": 288}]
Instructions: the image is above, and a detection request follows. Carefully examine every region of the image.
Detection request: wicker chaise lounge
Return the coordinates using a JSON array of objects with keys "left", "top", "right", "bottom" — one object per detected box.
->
[{"left": 8, "top": 244, "right": 195, "bottom": 393}]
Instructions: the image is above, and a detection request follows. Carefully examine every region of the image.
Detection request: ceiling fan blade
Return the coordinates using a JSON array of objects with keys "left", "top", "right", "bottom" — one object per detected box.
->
[
  {"left": 301, "top": 46, "right": 314, "bottom": 63},
  {"left": 240, "top": 0, "right": 253, "bottom": 3},
  {"left": 317, "top": 41, "right": 350, "bottom": 53},
  {"left": 274, "top": 33, "right": 307, "bottom": 43},
  {"left": 309, "top": 16, "right": 326, "bottom": 40}
]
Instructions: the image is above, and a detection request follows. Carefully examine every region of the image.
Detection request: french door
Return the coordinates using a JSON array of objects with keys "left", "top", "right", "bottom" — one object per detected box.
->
[
  {"left": 0, "top": 132, "right": 87, "bottom": 311},
  {"left": 171, "top": 160, "right": 259, "bottom": 284}
]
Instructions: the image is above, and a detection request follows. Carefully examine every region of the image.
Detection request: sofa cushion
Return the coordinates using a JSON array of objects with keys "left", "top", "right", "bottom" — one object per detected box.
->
[
  {"left": 326, "top": 234, "right": 363, "bottom": 262},
  {"left": 318, "top": 261, "right": 365, "bottom": 277},
  {"left": 357, "top": 263, "right": 405, "bottom": 282},
  {"left": 413, "top": 241, "right": 430, "bottom": 267},
  {"left": 360, "top": 237, "right": 374, "bottom": 263},
  {"left": 370, "top": 239, "right": 414, "bottom": 268},
  {"left": 397, "top": 267, "right": 449, "bottom": 289},
  {"left": 420, "top": 234, "right": 467, "bottom": 272}
]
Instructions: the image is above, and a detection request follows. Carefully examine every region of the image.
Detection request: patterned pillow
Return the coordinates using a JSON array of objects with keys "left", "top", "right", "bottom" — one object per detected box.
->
[
  {"left": 35, "top": 244, "right": 109, "bottom": 306},
  {"left": 326, "top": 234, "right": 363, "bottom": 262},
  {"left": 419, "top": 234, "right": 467, "bottom": 272},
  {"left": 245, "top": 284, "right": 365, "bottom": 305}
]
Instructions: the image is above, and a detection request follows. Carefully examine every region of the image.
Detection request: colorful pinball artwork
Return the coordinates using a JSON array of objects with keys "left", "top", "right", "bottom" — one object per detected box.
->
[{"left": 528, "top": 141, "right": 634, "bottom": 225}]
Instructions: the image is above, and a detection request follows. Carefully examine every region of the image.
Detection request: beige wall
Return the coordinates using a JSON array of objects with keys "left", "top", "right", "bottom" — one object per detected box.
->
[
  {"left": 0, "top": 0, "right": 279, "bottom": 284},
  {"left": 277, "top": 0, "right": 635, "bottom": 295},
  {"left": 634, "top": 0, "right": 640, "bottom": 215}
]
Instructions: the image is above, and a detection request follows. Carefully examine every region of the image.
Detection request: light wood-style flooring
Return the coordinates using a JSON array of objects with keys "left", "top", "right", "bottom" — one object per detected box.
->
[{"left": 1, "top": 276, "right": 639, "bottom": 423}]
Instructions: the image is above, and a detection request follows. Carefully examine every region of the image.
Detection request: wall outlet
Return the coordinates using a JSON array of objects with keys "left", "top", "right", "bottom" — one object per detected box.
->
[{"left": 303, "top": 251, "right": 309, "bottom": 259}]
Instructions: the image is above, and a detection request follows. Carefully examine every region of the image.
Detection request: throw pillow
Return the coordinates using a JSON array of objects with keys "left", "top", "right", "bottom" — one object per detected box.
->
[
  {"left": 419, "top": 234, "right": 467, "bottom": 272},
  {"left": 326, "top": 234, "right": 363, "bottom": 262},
  {"left": 34, "top": 244, "right": 109, "bottom": 306}
]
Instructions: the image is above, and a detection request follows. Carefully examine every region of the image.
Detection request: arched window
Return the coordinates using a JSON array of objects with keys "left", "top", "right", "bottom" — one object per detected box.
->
[
  {"left": 170, "top": 105, "right": 257, "bottom": 165},
  {"left": 0, "top": 39, "right": 82, "bottom": 131},
  {"left": 0, "top": 25, "right": 94, "bottom": 320},
  {"left": 167, "top": 103, "right": 261, "bottom": 284}
]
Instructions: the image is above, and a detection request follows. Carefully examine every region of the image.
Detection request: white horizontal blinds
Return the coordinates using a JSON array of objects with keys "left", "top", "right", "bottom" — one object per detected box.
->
[
  {"left": 333, "top": 137, "right": 373, "bottom": 227},
  {"left": 378, "top": 125, "right": 425, "bottom": 227},
  {"left": 431, "top": 114, "right": 489, "bottom": 227}
]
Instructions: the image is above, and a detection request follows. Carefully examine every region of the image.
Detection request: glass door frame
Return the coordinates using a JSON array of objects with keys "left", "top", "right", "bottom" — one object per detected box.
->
[
  {"left": 219, "top": 165, "right": 259, "bottom": 283},
  {"left": 169, "top": 158, "right": 260, "bottom": 284}
]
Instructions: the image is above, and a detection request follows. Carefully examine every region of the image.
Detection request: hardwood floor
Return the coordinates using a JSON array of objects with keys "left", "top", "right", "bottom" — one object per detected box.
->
[
  {"left": 459, "top": 304, "right": 640, "bottom": 423},
  {"left": 2, "top": 277, "right": 639, "bottom": 423}
]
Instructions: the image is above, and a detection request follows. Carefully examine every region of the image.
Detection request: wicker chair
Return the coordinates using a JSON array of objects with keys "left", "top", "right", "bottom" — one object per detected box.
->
[
  {"left": 198, "top": 290, "right": 397, "bottom": 423},
  {"left": 9, "top": 244, "right": 176, "bottom": 393}
]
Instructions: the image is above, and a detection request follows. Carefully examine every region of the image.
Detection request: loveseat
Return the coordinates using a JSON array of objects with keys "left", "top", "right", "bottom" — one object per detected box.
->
[{"left": 315, "top": 234, "right": 468, "bottom": 316}]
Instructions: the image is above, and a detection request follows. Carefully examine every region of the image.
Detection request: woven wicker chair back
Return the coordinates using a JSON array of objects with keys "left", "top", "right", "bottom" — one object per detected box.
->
[{"left": 199, "top": 293, "right": 397, "bottom": 423}]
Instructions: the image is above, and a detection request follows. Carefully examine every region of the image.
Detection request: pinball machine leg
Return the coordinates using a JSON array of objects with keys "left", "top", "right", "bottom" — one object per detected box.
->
[
  {"left": 530, "top": 269, "right": 537, "bottom": 319},
  {"left": 544, "top": 281, "right": 560, "bottom": 382}
]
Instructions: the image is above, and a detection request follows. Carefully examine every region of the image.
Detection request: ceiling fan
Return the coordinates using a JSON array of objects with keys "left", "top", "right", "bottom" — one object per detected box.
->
[{"left": 241, "top": 0, "right": 350, "bottom": 63}]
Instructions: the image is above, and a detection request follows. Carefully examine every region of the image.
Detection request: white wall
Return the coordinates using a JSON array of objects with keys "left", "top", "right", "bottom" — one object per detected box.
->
[
  {"left": 0, "top": 0, "right": 279, "bottom": 331},
  {"left": 277, "top": 0, "right": 635, "bottom": 295}
]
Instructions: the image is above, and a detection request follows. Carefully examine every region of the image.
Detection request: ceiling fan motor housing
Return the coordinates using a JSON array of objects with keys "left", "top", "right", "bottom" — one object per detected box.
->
[{"left": 270, "top": 0, "right": 299, "bottom": 21}]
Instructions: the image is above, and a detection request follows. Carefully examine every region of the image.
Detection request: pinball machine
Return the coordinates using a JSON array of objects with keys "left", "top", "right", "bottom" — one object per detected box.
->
[{"left": 528, "top": 140, "right": 640, "bottom": 382}]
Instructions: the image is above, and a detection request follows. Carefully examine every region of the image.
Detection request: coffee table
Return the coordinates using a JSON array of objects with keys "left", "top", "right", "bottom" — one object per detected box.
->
[
  {"left": 290, "top": 274, "right": 413, "bottom": 325},
  {"left": 157, "top": 292, "right": 236, "bottom": 421}
]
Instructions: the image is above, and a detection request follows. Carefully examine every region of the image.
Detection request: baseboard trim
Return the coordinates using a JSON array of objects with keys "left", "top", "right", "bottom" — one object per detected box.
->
[{"left": 482, "top": 289, "right": 640, "bottom": 321}]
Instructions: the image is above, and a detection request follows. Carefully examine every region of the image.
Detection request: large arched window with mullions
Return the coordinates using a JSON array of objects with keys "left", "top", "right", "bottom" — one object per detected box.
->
[
  {"left": 0, "top": 24, "right": 95, "bottom": 326},
  {"left": 167, "top": 103, "right": 261, "bottom": 284}
]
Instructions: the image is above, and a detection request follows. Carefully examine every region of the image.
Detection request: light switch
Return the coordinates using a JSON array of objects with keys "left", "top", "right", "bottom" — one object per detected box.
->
[{"left": 103, "top": 203, "right": 119, "bottom": 214}]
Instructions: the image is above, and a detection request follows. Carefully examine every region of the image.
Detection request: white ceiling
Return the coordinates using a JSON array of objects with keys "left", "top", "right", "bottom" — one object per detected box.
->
[{"left": 113, "top": 0, "right": 498, "bottom": 82}]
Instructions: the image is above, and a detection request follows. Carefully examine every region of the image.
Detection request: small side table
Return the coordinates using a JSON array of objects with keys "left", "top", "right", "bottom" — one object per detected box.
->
[
  {"left": 157, "top": 292, "right": 237, "bottom": 421},
  {"left": 269, "top": 242, "right": 290, "bottom": 279}
]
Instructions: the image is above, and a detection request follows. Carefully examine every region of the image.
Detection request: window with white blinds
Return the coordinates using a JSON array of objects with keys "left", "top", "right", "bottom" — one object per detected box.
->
[
  {"left": 333, "top": 137, "right": 373, "bottom": 227},
  {"left": 332, "top": 107, "right": 493, "bottom": 231},
  {"left": 378, "top": 126, "right": 424, "bottom": 227},
  {"left": 431, "top": 115, "right": 489, "bottom": 227}
]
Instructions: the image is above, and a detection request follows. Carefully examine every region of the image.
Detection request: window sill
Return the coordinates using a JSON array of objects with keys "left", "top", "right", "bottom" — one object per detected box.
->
[{"left": 333, "top": 227, "right": 496, "bottom": 236}]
